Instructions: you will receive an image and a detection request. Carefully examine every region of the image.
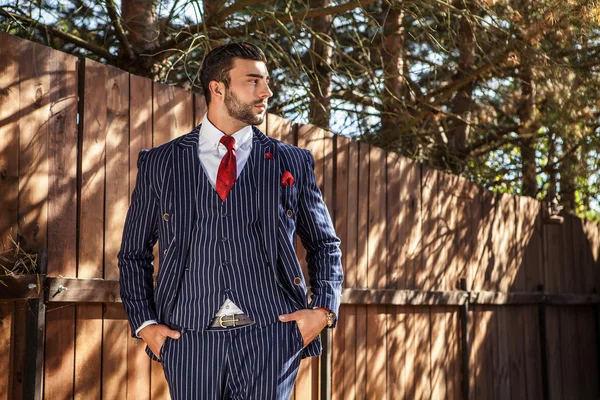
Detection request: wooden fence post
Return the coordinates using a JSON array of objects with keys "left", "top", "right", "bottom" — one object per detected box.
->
[
  {"left": 22, "top": 249, "right": 46, "bottom": 400},
  {"left": 538, "top": 284, "right": 550, "bottom": 400},
  {"left": 459, "top": 277, "right": 470, "bottom": 400},
  {"left": 320, "top": 328, "right": 333, "bottom": 400}
]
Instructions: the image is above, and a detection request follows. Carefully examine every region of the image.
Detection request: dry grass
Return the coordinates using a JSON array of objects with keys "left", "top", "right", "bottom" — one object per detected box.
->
[{"left": 0, "top": 234, "right": 38, "bottom": 287}]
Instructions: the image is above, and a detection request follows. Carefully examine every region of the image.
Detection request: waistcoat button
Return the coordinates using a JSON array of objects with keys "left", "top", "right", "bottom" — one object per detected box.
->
[
  {"left": 163, "top": 213, "right": 169, "bottom": 221},
  {"left": 286, "top": 209, "right": 293, "bottom": 218}
]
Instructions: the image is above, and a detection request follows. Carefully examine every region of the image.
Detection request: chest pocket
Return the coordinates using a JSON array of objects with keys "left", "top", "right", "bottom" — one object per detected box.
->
[{"left": 280, "top": 185, "right": 299, "bottom": 215}]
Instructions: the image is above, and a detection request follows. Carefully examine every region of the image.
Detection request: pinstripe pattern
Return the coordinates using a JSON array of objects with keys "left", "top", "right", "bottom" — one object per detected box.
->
[
  {"left": 118, "top": 125, "right": 342, "bottom": 366},
  {"left": 161, "top": 321, "right": 304, "bottom": 399},
  {"left": 170, "top": 138, "right": 297, "bottom": 330}
]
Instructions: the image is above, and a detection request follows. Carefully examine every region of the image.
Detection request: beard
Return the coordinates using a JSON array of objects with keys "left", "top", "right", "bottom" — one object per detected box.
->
[{"left": 224, "top": 88, "right": 266, "bottom": 126}]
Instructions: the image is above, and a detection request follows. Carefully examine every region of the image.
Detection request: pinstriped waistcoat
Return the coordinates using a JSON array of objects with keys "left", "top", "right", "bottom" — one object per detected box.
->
[{"left": 170, "top": 140, "right": 297, "bottom": 331}]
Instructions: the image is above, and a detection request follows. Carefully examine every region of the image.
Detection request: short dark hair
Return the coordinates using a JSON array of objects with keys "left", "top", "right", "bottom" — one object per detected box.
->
[{"left": 200, "top": 42, "right": 267, "bottom": 105}]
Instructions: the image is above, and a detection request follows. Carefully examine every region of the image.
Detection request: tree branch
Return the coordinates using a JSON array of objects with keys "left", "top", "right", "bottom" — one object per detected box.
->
[
  {"left": 151, "top": 0, "right": 378, "bottom": 61},
  {"left": 0, "top": 8, "right": 114, "bottom": 60},
  {"left": 105, "top": 0, "right": 135, "bottom": 60}
]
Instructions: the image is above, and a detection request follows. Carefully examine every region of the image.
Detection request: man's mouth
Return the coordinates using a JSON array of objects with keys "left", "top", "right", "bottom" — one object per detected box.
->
[{"left": 255, "top": 103, "right": 267, "bottom": 111}]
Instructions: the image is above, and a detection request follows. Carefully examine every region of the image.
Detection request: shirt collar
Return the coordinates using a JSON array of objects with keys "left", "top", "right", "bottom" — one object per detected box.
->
[{"left": 199, "top": 113, "right": 253, "bottom": 151}]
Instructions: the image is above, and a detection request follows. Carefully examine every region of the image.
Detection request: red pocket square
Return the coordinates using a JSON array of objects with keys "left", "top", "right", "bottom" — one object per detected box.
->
[{"left": 281, "top": 171, "right": 295, "bottom": 186}]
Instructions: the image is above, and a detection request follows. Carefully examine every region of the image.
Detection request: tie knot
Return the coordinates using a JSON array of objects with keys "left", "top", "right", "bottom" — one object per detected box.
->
[{"left": 220, "top": 135, "right": 236, "bottom": 151}]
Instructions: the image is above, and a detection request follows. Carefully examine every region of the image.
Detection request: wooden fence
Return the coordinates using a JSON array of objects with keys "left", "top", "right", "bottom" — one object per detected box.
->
[{"left": 1, "top": 32, "right": 600, "bottom": 399}]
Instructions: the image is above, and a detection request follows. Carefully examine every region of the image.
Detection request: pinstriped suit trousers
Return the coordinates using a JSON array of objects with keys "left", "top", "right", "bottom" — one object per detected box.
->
[{"left": 161, "top": 320, "right": 304, "bottom": 399}]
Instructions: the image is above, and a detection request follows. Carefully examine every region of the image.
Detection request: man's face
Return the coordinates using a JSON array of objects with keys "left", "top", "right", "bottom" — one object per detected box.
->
[{"left": 223, "top": 58, "right": 272, "bottom": 126}]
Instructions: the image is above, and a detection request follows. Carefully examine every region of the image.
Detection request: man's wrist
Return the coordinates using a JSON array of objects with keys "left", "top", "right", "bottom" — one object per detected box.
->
[{"left": 313, "top": 307, "right": 336, "bottom": 327}]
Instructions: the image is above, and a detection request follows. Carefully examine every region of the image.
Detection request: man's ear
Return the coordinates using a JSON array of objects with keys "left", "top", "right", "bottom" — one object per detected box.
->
[{"left": 209, "top": 81, "right": 224, "bottom": 98}]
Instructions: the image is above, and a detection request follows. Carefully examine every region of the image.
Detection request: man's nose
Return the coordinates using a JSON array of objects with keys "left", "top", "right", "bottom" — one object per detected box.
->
[{"left": 259, "top": 83, "right": 273, "bottom": 99}]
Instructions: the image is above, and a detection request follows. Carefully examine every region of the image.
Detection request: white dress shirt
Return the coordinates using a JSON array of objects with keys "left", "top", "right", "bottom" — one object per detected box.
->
[{"left": 136, "top": 114, "right": 254, "bottom": 336}]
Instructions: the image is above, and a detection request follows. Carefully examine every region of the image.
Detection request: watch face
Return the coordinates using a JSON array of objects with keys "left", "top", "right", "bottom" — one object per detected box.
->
[{"left": 327, "top": 312, "right": 335, "bottom": 326}]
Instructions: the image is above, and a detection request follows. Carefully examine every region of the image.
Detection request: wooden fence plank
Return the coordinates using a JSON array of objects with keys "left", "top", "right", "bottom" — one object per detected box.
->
[
  {"left": 344, "top": 140, "right": 359, "bottom": 289},
  {"left": 0, "top": 303, "right": 14, "bottom": 400},
  {"left": 102, "top": 304, "right": 129, "bottom": 399},
  {"left": 127, "top": 333, "right": 151, "bottom": 400},
  {"left": 561, "top": 214, "right": 577, "bottom": 293},
  {"left": 79, "top": 58, "right": 107, "bottom": 280},
  {"left": 399, "top": 158, "right": 422, "bottom": 290},
  {"left": 14, "top": 37, "right": 52, "bottom": 400},
  {"left": 472, "top": 189, "right": 493, "bottom": 292},
  {"left": 387, "top": 305, "right": 405, "bottom": 399},
  {"left": 544, "top": 224, "right": 566, "bottom": 294},
  {"left": 295, "top": 357, "right": 313, "bottom": 399},
  {"left": 266, "top": 113, "right": 294, "bottom": 144},
  {"left": 45, "top": 304, "right": 75, "bottom": 400},
  {"left": 355, "top": 305, "right": 367, "bottom": 399},
  {"left": 386, "top": 153, "right": 401, "bottom": 289},
  {"left": 577, "top": 307, "right": 600, "bottom": 398},
  {"left": 342, "top": 305, "right": 357, "bottom": 399},
  {"left": 153, "top": 82, "right": 194, "bottom": 146},
  {"left": 546, "top": 307, "right": 563, "bottom": 400},
  {"left": 104, "top": 65, "right": 129, "bottom": 280},
  {"left": 448, "top": 308, "right": 461, "bottom": 399},
  {"left": 436, "top": 173, "right": 456, "bottom": 292},
  {"left": 0, "top": 32, "right": 20, "bottom": 253},
  {"left": 150, "top": 362, "right": 170, "bottom": 400},
  {"left": 442, "top": 175, "right": 479, "bottom": 292},
  {"left": 129, "top": 74, "right": 153, "bottom": 193},
  {"left": 368, "top": 146, "right": 387, "bottom": 289},
  {"left": 517, "top": 196, "right": 544, "bottom": 292},
  {"left": 472, "top": 306, "right": 495, "bottom": 400},
  {"left": 128, "top": 73, "right": 153, "bottom": 400},
  {"left": 507, "top": 307, "right": 526, "bottom": 399},
  {"left": 493, "top": 194, "right": 517, "bottom": 293},
  {"left": 331, "top": 304, "right": 345, "bottom": 400},
  {"left": 421, "top": 167, "right": 442, "bottom": 291},
  {"left": 18, "top": 36, "right": 50, "bottom": 253},
  {"left": 559, "top": 307, "right": 579, "bottom": 399},
  {"left": 572, "top": 217, "right": 587, "bottom": 294},
  {"left": 366, "top": 305, "right": 387, "bottom": 399},
  {"left": 582, "top": 219, "right": 600, "bottom": 293},
  {"left": 468, "top": 306, "right": 478, "bottom": 400},
  {"left": 496, "top": 307, "right": 511, "bottom": 399},
  {"left": 74, "top": 57, "right": 107, "bottom": 400},
  {"left": 522, "top": 305, "right": 543, "bottom": 399},
  {"left": 103, "top": 65, "right": 130, "bottom": 400},
  {"left": 47, "top": 49, "right": 78, "bottom": 278},
  {"left": 334, "top": 135, "right": 349, "bottom": 283},
  {"left": 413, "top": 308, "right": 431, "bottom": 399},
  {"left": 430, "top": 306, "right": 448, "bottom": 399},
  {"left": 356, "top": 143, "right": 369, "bottom": 289},
  {"left": 73, "top": 304, "right": 101, "bottom": 400}
]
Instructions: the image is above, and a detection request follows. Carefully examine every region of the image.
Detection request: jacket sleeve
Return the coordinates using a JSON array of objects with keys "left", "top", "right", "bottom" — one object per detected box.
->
[
  {"left": 117, "top": 150, "right": 160, "bottom": 337},
  {"left": 296, "top": 149, "right": 343, "bottom": 327}
]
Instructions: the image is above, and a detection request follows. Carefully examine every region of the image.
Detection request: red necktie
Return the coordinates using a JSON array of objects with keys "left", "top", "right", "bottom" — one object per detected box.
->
[{"left": 216, "top": 135, "right": 237, "bottom": 201}]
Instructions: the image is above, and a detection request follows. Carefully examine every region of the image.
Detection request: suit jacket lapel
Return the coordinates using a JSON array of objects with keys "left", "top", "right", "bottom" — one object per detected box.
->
[
  {"left": 251, "top": 127, "right": 279, "bottom": 271},
  {"left": 173, "top": 128, "right": 200, "bottom": 263}
]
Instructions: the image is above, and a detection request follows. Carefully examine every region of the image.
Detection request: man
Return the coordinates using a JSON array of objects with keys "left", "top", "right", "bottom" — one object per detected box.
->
[{"left": 118, "top": 42, "right": 343, "bottom": 399}]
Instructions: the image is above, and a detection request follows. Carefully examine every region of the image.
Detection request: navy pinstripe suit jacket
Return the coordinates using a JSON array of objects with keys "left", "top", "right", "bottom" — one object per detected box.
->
[{"left": 118, "top": 125, "right": 343, "bottom": 358}]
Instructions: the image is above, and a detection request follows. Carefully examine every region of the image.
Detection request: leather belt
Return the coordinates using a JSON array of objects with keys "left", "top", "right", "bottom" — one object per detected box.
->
[{"left": 207, "top": 313, "right": 254, "bottom": 330}]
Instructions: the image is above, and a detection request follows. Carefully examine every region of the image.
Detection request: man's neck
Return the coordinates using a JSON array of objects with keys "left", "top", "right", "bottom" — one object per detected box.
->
[{"left": 206, "top": 109, "right": 248, "bottom": 136}]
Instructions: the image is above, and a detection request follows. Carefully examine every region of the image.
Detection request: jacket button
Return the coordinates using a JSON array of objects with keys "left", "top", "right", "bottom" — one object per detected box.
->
[
  {"left": 163, "top": 213, "right": 169, "bottom": 221},
  {"left": 163, "top": 249, "right": 168, "bottom": 255},
  {"left": 293, "top": 277, "right": 302, "bottom": 286},
  {"left": 286, "top": 209, "right": 293, "bottom": 218}
]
